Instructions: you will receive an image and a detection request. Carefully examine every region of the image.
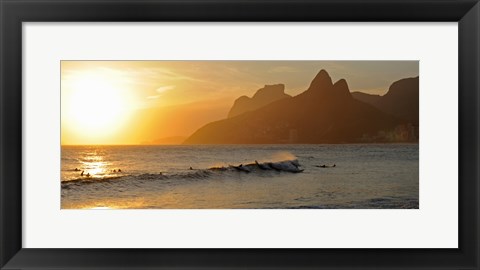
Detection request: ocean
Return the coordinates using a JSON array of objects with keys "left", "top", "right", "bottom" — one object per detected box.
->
[{"left": 61, "top": 144, "right": 419, "bottom": 209}]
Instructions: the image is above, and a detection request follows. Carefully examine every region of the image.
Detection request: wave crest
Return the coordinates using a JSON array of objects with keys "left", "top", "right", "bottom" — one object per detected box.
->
[{"left": 61, "top": 158, "right": 303, "bottom": 188}]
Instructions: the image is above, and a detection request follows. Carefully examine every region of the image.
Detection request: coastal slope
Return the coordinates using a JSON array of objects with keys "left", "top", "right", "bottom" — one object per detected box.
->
[{"left": 352, "top": 77, "right": 419, "bottom": 125}]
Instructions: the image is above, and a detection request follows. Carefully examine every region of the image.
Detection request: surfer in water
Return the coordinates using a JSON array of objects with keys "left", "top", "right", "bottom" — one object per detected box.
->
[
  {"left": 255, "top": 160, "right": 270, "bottom": 170},
  {"left": 316, "top": 164, "right": 336, "bottom": 168},
  {"left": 80, "top": 170, "right": 84, "bottom": 176}
]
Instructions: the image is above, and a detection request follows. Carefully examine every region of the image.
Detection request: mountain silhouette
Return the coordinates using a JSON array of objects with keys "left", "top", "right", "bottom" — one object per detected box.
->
[
  {"left": 351, "top": 77, "right": 419, "bottom": 125},
  {"left": 228, "top": 84, "right": 291, "bottom": 118},
  {"left": 351, "top": 92, "right": 382, "bottom": 105},
  {"left": 184, "top": 70, "right": 412, "bottom": 144}
]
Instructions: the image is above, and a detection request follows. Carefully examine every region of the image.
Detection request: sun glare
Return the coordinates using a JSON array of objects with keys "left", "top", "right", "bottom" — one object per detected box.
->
[{"left": 64, "top": 73, "right": 132, "bottom": 140}]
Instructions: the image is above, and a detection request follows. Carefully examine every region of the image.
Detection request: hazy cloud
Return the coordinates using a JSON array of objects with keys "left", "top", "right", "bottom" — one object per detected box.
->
[{"left": 156, "top": 85, "right": 176, "bottom": 93}]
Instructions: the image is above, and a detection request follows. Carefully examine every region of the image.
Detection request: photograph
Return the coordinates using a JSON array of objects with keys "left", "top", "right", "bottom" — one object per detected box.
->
[{"left": 61, "top": 61, "right": 419, "bottom": 209}]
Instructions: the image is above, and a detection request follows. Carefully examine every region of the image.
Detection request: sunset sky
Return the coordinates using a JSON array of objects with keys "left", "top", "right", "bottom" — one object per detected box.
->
[{"left": 61, "top": 61, "right": 418, "bottom": 145}]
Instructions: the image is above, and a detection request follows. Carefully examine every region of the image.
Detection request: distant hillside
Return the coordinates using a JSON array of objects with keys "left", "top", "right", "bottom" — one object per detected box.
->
[
  {"left": 185, "top": 70, "right": 413, "bottom": 144},
  {"left": 228, "top": 84, "right": 291, "bottom": 118},
  {"left": 141, "top": 136, "right": 187, "bottom": 145},
  {"left": 352, "top": 77, "right": 419, "bottom": 125}
]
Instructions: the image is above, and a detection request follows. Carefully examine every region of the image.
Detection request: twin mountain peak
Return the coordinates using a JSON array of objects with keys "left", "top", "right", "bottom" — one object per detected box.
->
[
  {"left": 185, "top": 69, "right": 419, "bottom": 144},
  {"left": 229, "top": 69, "right": 353, "bottom": 118}
]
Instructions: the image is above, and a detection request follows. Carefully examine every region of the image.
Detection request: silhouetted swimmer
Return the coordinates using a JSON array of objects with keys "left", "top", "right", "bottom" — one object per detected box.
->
[
  {"left": 118, "top": 169, "right": 122, "bottom": 172},
  {"left": 80, "top": 170, "right": 84, "bottom": 176},
  {"left": 189, "top": 167, "right": 193, "bottom": 170},
  {"left": 86, "top": 173, "right": 91, "bottom": 177},
  {"left": 113, "top": 169, "right": 117, "bottom": 173},
  {"left": 316, "top": 164, "right": 335, "bottom": 168},
  {"left": 255, "top": 160, "right": 269, "bottom": 170},
  {"left": 74, "top": 168, "right": 80, "bottom": 171}
]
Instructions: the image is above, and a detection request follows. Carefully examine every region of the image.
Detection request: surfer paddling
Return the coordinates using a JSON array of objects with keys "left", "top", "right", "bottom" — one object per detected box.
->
[
  {"left": 316, "top": 164, "right": 336, "bottom": 168},
  {"left": 255, "top": 160, "right": 270, "bottom": 170}
]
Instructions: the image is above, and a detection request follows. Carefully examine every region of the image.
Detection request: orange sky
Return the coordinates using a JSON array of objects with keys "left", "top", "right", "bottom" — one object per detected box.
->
[{"left": 61, "top": 61, "right": 418, "bottom": 145}]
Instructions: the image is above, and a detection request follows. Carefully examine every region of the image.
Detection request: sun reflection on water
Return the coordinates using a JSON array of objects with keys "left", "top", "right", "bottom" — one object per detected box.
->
[
  {"left": 84, "top": 161, "right": 108, "bottom": 176},
  {"left": 80, "top": 152, "right": 112, "bottom": 177}
]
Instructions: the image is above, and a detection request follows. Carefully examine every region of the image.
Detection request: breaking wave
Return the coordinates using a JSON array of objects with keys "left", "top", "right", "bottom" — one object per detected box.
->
[{"left": 61, "top": 159, "right": 303, "bottom": 188}]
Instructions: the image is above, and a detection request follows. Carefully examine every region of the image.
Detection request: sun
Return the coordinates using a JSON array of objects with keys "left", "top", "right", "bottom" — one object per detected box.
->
[{"left": 63, "top": 73, "right": 132, "bottom": 141}]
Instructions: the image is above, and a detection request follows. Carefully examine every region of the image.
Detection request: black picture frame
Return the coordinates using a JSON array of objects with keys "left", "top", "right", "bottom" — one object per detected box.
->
[{"left": 1, "top": 0, "right": 479, "bottom": 269}]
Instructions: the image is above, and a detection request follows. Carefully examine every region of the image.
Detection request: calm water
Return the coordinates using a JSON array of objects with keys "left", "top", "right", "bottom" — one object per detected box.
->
[{"left": 61, "top": 144, "right": 419, "bottom": 209}]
